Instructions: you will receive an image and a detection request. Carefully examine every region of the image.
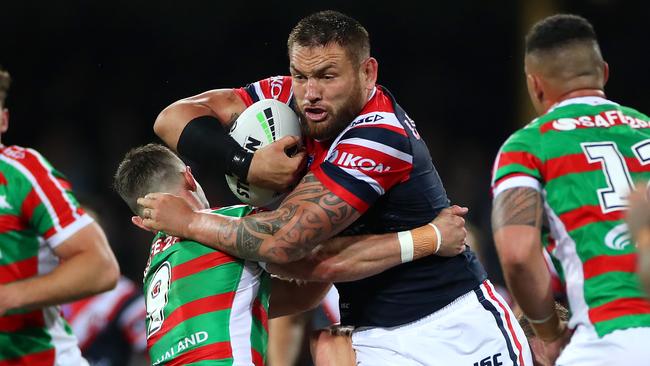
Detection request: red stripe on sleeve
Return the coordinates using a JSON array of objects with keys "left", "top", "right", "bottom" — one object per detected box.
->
[
  {"left": 0, "top": 256, "right": 38, "bottom": 285},
  {"left": 16, "top": 149, "right": 77, "bottom": 233},
  {"left": 312, "top": 167, "right": 368, "bottom": 213},
  {"left": 171, "top": 252, "right": 237, "bottom": 282},
  {"left": 234, "top": 88, "right": 255, "bottom": 107},
  {"left": 496, "top": 151, "right": 542, "bottom": 172},
  {"left": 0, "top": 172, "right": 6, "bottom": 185},
  {"left": 558, "top": 205, "right": 625, "bottom": 232},
  {"left": 0, "top": 348, "right": 55, "bottom": 366},
  {"left": 0, "top": 310, "right": 45, "bottom": 332},
  {"left": 147, "top": 292, "right": 236, "bottom": 346},
  {"left": 583, "top": 254, "right": 637, "bottom": 280},
  {"left": 589, "top": 297, "right": 650, "bottom": 323},
  {"left": 165, "top": 341, "right": 233, "bottom": 366}
]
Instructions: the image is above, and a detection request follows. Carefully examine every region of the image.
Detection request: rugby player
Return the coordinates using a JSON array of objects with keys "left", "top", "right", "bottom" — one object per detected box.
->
[
  {"left": 140, "top": 11, "right": 530, "bottom": 365},
  {"left": 492, "top": 14, "right": 650, "bottom": 365}
]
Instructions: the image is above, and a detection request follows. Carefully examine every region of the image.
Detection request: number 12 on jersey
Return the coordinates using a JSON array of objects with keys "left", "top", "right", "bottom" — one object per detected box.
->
[{"left": 581, "top": 139, "right": 650, "bottom": 213}]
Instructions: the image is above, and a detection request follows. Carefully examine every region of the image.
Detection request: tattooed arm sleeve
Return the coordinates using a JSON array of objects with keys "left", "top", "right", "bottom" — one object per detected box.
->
[
  {"left": 491, "top": 187, "right": 557, "bottom": 321},
  {"left": 186, "top": 172, "right": 361, "bottom": 264}
]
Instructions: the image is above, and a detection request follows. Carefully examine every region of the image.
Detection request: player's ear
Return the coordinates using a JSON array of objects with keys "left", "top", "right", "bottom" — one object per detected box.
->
[
  {"left": 602, "top": 61, "right": 609, "bottom": 86},
  {"left": 182, "top": 166, "right": 198, "bottom": 192},
  {"left": 360, "top": 57, "right": 378, "bottom": 91},
  {"left": 0, "top": 108, "right": 9, "bottom": 134}
]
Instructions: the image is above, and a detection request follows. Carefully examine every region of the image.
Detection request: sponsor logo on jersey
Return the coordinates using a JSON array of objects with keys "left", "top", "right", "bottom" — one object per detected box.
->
[
  {"left": 604, "top": 223, "right": 633, "bottom": 251},
  {"left": 2, "top": 146, "right": 25, "bottom": 159},
  {"left": 153, "top": 331, "right": 209, "bottom": 365},
  {"left": 328, "top": 150, "right": 391, "bottom": 173},
  {"left": 473, "top": 353, "right": 502, "bottom": 366},
  {"left": 152, "top": 280, "right": 161, "bottom": 298},
  {"left": 551, "top": 111, "right": 650, "bottom": 131},
  {"left": 350, "top": 113, "right": 385, "bottom": 127}
]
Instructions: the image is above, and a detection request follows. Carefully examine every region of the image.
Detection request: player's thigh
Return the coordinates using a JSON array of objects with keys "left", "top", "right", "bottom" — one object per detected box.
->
[{"left": 556, "top": 326, "right": 650, "bottom": 366}]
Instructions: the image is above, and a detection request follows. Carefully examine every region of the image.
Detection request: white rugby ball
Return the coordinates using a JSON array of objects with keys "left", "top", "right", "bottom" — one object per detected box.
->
[{"left": 226, "top": 99, "right": 301, "bottom": 207}]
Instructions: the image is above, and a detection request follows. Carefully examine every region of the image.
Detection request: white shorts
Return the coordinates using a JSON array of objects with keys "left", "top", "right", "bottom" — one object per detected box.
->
[
  {"left": 556, "top": 325, "right": 650, "bottom": 366},
  {"left": 351, "top": 280, "right": 532, "bottom": 366}
]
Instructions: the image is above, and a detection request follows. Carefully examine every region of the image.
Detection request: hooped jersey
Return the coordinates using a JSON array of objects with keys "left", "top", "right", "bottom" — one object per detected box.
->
[
  {"left": 492, "top": 96, "right": 650, "bottom": 337},
  {"left": 235, "top": 76, "right": 487, "bottom": 327},
  {"left": 143, "top": 205, "right": 270, "bottom": 366},
  {"left": 0, "top": 145, "right": 92, "bottom": 365}
]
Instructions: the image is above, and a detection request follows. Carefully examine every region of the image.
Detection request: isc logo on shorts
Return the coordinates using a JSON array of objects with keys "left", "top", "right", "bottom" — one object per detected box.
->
[{"left": 473, "top": 353, "right": 502, "bottom": 366}]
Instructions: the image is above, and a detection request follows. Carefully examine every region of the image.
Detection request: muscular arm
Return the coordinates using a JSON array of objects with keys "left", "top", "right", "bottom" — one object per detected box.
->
[
  {"left": 267, "top": 208, "right": 467, "bottom": 282},
  {"left": 0, "top": 222, "right": 120, "bottom": 315},
  {"left": 140, "top": 172, "right": 362, "bottom": 264},
  {"left": 492, "top": 187, "right": 563, "bottom": 339},
  {"left": 154, "top": 89, "right": 246, "bottom": 151}
]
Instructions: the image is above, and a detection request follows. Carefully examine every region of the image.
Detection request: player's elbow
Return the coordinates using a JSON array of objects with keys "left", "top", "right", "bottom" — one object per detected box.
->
[
  {"left": 92, "top": 253, "right": 120, "bottom": 293},
  {"left": 153, "top": 107, "right": 172, "bottom": 140}
]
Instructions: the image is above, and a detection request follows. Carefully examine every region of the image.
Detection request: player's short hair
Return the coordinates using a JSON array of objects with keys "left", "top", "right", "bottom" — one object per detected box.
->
[
  {"left": 517, "top": 302, "right": 570, "bottom": 339},
  {"left": 0, "top": 66, "right": 11, "bottom": 106},
  {"left": 113, "top": 143, "right": 185, "bottom": 216},
  {"left": 525, "top": 14, "right": 598, "bottom": 54},
  {"left": 288, "top": 10, "right": 370, "bottom": 65}
]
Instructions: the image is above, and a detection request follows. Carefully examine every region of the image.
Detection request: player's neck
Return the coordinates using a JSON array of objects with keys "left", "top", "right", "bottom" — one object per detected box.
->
[{"left": 547, "top": 88, "right": 606, "bottom": 112}]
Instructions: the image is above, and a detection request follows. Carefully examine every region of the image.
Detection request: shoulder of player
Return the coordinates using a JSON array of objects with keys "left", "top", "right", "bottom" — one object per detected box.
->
[
  {"left": 244, "top": 76, "right": 293, "bottom": 103},
  {"left": 0, "top": 145, "right": 59, "bottom": 183}
]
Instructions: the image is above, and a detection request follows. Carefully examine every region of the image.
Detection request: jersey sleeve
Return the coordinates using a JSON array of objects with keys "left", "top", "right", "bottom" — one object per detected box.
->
[
  {"left": 312, "top": 113, "right": 413, "bottom": 213},
  {"left": 491, "top": 125, "right": 544, "bottom": 197},
  {"left": 6, "top": 147, "right": 93, "bottom": 248},
  {"left": 233, "top": 76, "right": 293, "bottom": 107}
]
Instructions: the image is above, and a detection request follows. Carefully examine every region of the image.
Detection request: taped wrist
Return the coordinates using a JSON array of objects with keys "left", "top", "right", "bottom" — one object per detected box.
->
[{"left": 177, "top": 116, "right": 253, "bottom": 182}]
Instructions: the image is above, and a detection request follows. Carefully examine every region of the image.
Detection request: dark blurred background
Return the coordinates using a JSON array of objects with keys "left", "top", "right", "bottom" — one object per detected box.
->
[{"left": 2, "top": 0, "right": 649, "bottom": 314}]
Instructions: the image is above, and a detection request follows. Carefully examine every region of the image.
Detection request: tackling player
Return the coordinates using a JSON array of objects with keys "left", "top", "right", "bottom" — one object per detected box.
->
[
  {"left": 491, "top": 14, "right": 650, "bottom": 365},
  {"left": 141, "top": 11, "right": 530, "bottom": 365},
  {"left": 0, "top": 67, "right": 120, "bottom": 365},
  {"left": 114, "top": 143, "right": 465, "bottom": 365}
]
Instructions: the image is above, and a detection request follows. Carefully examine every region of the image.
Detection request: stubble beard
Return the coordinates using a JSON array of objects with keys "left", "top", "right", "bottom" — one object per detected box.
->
[{"left": 298, "top": 82, "right": 366, "bottom": 141}]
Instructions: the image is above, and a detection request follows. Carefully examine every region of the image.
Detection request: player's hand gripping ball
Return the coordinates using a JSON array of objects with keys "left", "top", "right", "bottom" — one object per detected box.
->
[{"left": 226, "top": 99, "right": 302, "bottom": 206}]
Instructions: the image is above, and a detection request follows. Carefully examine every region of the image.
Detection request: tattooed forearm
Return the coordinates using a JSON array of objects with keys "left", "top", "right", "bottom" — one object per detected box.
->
[
  {"left": 223, "top": 172, "right": 358, "bottom": 263},
  {"left": 492, "top": 187, "right": 543, "bottom": 231}
]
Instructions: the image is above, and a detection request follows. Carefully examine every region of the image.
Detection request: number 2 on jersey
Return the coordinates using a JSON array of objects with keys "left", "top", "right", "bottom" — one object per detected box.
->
[{"left": 581, "top": 139, "right": 650, "bottom": 213}]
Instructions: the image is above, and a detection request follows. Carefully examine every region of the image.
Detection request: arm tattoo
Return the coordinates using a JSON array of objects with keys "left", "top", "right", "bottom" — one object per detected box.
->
[
  {"left": 492, "top": 187, "right": 543, "bottom": 231},
  {"left": 216, "top": 172, "right": 358, "bottom": 263}
]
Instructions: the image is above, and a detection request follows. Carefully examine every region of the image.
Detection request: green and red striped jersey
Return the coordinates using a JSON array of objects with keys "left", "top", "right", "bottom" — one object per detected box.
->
[
  {"left": 144, "top": 205, "right": 270, "bottom": 366},
  {"left": 492, "top": 96, "right": 650, "bottom": 337},
  {"left": 0, "top": 145, "right": 92, "bottom": 365}
]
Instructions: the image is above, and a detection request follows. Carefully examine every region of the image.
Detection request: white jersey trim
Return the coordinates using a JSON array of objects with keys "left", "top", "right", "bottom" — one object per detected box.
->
[
  {"left": 549, "top": 96, "right": 618, "bottom": 113},
  {"left": 492, "top": 175, "right": 541, "bottom": 198},
  {"left": 542, "top": 190, "right": 594, "bottom": 333},
  {"left": 47, "top": 214, "right": 94, "bottom": 248},
  {"left": 229, "top": 261, "right": 262, "bottom": 365},
  {"left": 337, "top": 138, "right": 412, "bottom": 164},
  {"left": 338, "top": 167, "right": 384, "bottom": 195}
]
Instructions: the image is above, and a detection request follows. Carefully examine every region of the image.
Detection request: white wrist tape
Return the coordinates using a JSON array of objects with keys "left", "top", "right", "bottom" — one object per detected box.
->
[
  {"left": 428, "top": 223, "right": 442, "bottom": 254},
  {"left": 397, "top": 230, "right": 414, "bottom": 263}
]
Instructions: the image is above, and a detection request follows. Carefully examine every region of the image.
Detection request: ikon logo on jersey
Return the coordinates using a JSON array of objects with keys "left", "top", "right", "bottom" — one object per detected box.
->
[{"left": 327, "top": 150, "right": 391, "bottom": 173}]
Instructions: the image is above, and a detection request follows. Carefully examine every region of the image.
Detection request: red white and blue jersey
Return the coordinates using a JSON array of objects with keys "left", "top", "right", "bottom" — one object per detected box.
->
[{"left": 235, "top": 77, "right": 487, "bottom": 327}]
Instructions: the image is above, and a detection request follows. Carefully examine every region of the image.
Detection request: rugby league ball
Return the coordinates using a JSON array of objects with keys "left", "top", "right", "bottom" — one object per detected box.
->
[{"left": 226, "top": 99, "right": 302, "bottom": 207}]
